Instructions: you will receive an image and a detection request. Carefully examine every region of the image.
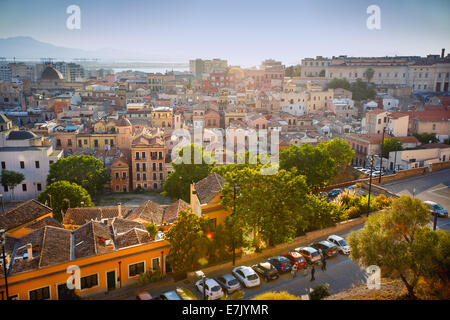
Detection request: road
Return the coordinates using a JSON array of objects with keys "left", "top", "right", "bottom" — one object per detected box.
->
[
  {"left": 123, "top": 225, "right": 368, "bottom": 300},
  {"left": 381, "top": 167, "right": 450, "bottom": 232}
]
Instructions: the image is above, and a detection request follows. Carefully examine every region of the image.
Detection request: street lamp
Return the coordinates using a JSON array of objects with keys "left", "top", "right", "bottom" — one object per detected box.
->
[
  {"left": 367, "top": 156, "right": 374, "bottom": 217},
  {"left": 0, "top": 229, "right": 9, "bottom": 300},
  {"left": 232, "top": 185, "right": 240, "bottom": 266},
  {"left": 179, "top": 176, "right": 183, "bottom": 200},
  {"left": 379, "top": 127, "right": 386, "bottom": 183},
  {"left": 0, "top": 194, "right": 4, "bottom": 213}
]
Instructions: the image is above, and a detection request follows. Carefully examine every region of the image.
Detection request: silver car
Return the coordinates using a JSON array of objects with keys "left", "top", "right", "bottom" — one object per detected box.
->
[{"left": 215, "top": 273, "right": 241, "bottom": 294}]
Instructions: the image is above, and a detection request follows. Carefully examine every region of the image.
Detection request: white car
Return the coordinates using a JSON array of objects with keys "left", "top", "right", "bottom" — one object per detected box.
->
[
  {"left": 232, "top": 266, "right": 260, "bottom": 288},
  {"left": 327, "top": 234, "right": 351, "bottom": 255},
  {"left": 195, "top": 278, "right": 224, "bottom": 300},
  {"left": 360, "top": 169, "right": 371, "bottom": 174}
]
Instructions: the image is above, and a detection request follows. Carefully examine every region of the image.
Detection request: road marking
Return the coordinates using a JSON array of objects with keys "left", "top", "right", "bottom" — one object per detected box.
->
[
  {"left": 438, "top": 221, "right": 450, "bottom": 227},
  {"left": 427, "top": 186, "right": 449, "bottom": 192},
  {"left": 425, "top": 191, "right": 450, "bottom": 200}
]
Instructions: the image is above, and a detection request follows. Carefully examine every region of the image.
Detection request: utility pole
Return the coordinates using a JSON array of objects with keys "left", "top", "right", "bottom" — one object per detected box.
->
[
  {"left": 379, "top": 127, "right": 386, "bottom": 183},
  {"left": 367, "top": 156, "right": 374, "bottom": 217}
]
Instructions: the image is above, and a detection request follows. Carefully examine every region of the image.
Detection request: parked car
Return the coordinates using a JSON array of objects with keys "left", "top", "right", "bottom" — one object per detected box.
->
[
  {"left": 282, "top": 251, "right": 307, "bottom": 269},
  {"left": 360, "top": 169, "right": 371, "bottom": 174},
  {"left": 370, "top": 171, "right": 383, "bottom": 177},
  {"left": 215, "top": 273, "right": 241, "bottom": 294},
  {"left": 232, "top": 266, "right": 260, "bottom": 288},
  {"left": 353, "top": 166, "right": 363, "bottom": 170},
  {"left": 310, "top": 240, "right": 338, "bottom": 258},
  {"left": 160, "top": 290, "right": 182, "bottom": 300},
  {"left": 327, "top": 234, "right": 351, "bottom": 255},
  {"left": 136, "top": 291, "right": 153, "bottom": 300},
  {"left": 267, "top": 256, "right": 292, "bottom": 273},
  {"left": 195, "top": 278, "right": 224, "bottom": 300},
  {"left": 295, "top": 246, "right": 321, "bottom": 264},
  {"left": 176, "top": 287, "right": 199, "bottom": 300},
  {"left": 251, "top": 262, "right": 279, "bottom": 281},
  {"left": 327, "top": 188, "right": 342, "bottom": 198},
  {"left": 424, "top": 201, "right": 449, "bottom": 218}
]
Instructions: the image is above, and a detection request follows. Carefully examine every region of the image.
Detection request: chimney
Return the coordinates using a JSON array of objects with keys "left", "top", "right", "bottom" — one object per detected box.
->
[
  {"left": 442, "top": 48, "right": 445, "bottom": 59},
  {"left": 117, "top": 203, "right": 122, "bottom": 218},
  {"left": 26, "top": 243, "right": 33, "bottom": 260}
]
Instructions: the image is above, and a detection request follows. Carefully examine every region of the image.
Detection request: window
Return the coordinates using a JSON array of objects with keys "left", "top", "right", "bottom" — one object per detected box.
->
[
  {"left": 142, "top": 163, "right": 146, "bottom": 171},
  {"left": 1, "top": 161, "right": 5, "bottom": 169},
  {"left": 136, "top": 163, "right": 140, "bottom": 171},
  {"left": 142, "top": 152, "right": 146, "bottom": 159},
  {"left": 137, "top": 173, "right": 141, "bottom": 181},
  {"left": 80, "top": 274, "right": 98, "bottom": 290},
  {"left": 160, "top": 173, "right": 163, "bottom": 180},
  {"left": 78, "top": 140, "right": 82, "bottom": 148},
  {"left": 94, "top": 140, "right": 98, "bottom": 148},
  {"left": 122, "top": 172, "right": 127, "bottom": 179},
  {"left": 3, "top": 185, "right": 8, "bottom": 192},
  {"left": 35, "top": 161, "right": 40, "bottom": 169},
  {"left": 152, "top": 163, "right": 156, "bottom": 171},
  {"left": 153, "top": 173, "right": 157, "bottom": 180},
  {"left": 152, "top": 258, "right": 160, "bottom": 272},
  {"left": 20, "top": 161, "right": 25, "bottom": 169},
  {"left": 29, "top": 286, "right": 50, "bottom": 300},
  {"left": 37, "top": 183, "right": 42, "bottom": 192},
  {"left": 22, "top": 184, "right": 27, "bottom": 192},
  {"left": 115, "top": 172, "right": 119, "bottom": 180},
  {"left": 159, "top": 163, "right": 163, "bottom": 171},
  {"left": 135, "top": 152, "right": 140, "bottom": 160},
  {"left": 84, "top": 139, "right": 87, "bottom": 145},
  {"left": 143, "top": 173, "right": 147, "bottom": 180},
  {"left": 129, "top": 262, "right": 145, "bottom": 277}
]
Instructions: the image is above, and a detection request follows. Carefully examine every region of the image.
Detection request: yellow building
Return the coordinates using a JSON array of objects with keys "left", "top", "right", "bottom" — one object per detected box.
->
[
  {"left": 76, "top": 133, "right": 117, "bottom": 150},
  {"left": 190, "top": 172, "right": 231, "bottom": 227},
  {"left": 151, "top": 107, "right": 173, "bottom": 129}
]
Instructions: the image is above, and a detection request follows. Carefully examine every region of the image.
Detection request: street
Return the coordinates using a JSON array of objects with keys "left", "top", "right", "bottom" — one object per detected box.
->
[{"left": 381, "top": 167, "right": 450, "bottom": 232}]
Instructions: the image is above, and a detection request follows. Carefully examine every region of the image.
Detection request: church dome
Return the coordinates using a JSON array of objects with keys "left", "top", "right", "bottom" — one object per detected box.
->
[{"left": 39, "top": 66, "right": 63, "bottom": 81}]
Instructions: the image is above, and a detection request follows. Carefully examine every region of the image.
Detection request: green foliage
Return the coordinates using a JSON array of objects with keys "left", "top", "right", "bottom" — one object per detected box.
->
[
  {"left": 252, "top": 291, "right": 301, "bottom": 300},
  {"left": 347, "top": 196, "right": 435, "bottom": 299},
  {"left": 310, "top": 283, "right": 331, "bottom": 300},
  {"left": 285, "top": 65, "right": 302, "bottom": 77},
  {"left": 413, "top": 133, "right": 439, "bottom": 144},
  {"left": 162, "top": 144, "right": 215, "bottom": 202},
  {"left": 364, "top": 68, "right": 375, "bottom": 82},
  {"left": 327, "top": 78, "right": 351, "bottom": 90},
  {"left": 0, "top": 170, "right": 24, "bottom": 200},
  {"left": 444, "top": 138, "right": 450, "bottom": 145},
  {"left": 318, "top": 69, "right": 326, "bottom": 77},
  {"left": 166, "top": 209, "right": 212, "bottom": 272},
  {"left": 319, "top": 139, "right": 355, "bottom": 174},
  {"left": 383, "top": 138, "right": 403, "bottom": 158},
  {"left": 301, "top": 195, "right": 341, "bottom": 233},
  {"left": 137, "top": 267, "right": 164, "bottom": 285},
  {"left": 280, "top": 143, "right": 336, "bottom": 189},
  {"left": 146, "top": 223, "right": 158, "bottom": 239},
  {"left": 221, "top": 167, "right": 309, "bottom": 247},
  {"left": 350, "top": 78, "right": 376, "bottom": 101},
  {"left": 46, "top": 155, "right": 110, "bottom": 197},
  {"left": 37, "top": 181, "right": 94, "bottom": 222}
]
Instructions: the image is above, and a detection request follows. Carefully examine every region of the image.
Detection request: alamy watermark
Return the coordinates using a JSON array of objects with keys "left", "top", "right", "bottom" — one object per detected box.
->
[
  {"left": 366, "top": 5, "right": 381, "bottom": 30},
  {"left": 66, "top": 5, "right": 81, "bottom": 30},
  {"left": 366, "top": 265, "right": 381, "bottom": 290}
]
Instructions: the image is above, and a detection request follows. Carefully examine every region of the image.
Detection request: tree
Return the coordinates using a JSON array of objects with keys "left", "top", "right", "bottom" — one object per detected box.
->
[
  {"left": 280, "top": 143, "right": 336, "bottom": 189},
  {"left": 310, "top": 283, "right": 331, "bottom": 300},
  {"left": 347, "top": 196, "right": 435, "bottom": 299},
  {"left": 37, "top": 181, "right": 94, "bottom": 222},
  {"left": 326, "top": 78, "right": 351, "bottom": 90},
  {"left": 319, "top": 139, "right": 355, "bottom": 174},
  {"left": 364, "top": 68, "right": 375, "bottom": 83},
  {"left": 0, "top": 170, "right": 24, "bottom": 200},
  {"left": 318, "top": 69, "right": 326, "bottom": 77},
  {"left": 285, "top": 65, "right": 302, "bottom": 77},
  {"left": 46, "top": 155, "right": 109, "bottom": 197},
  {"left": 165, "top": 209, "right": 211, "bottom": 272},
  {"left": 350, "top": 79, "right": 376, "bottom": 101},
  {"left": 413, "top": 133, "right": 439, "bottom": 144},
  {"left": 221, "top": 167, "right": 309, "bottom": 247},
  {"left": 146, "top": 223, "right": 158, "bottom": 240},
  {"left": 382, "top": 137, "right": 403, "bottom": 158},
  {"left": 162, "top": 144, "right": 215, "bottom": 202}
]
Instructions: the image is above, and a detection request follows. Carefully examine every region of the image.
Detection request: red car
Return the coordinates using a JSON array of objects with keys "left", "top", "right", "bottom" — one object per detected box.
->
[{"left": 282, "top": 251, "right": 307, "bottom": 269}]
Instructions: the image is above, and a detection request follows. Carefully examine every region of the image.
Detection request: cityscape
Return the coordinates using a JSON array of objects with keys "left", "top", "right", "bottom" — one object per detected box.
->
[{"left": 0, "top": 0, "right": 449, "bottom": 309}]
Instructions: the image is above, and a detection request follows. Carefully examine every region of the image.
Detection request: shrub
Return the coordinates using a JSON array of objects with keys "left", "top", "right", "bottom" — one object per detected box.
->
[
  {"left": 374, "top": 194, "right": 393, "bottom": 210},
  {"left": 137, "top": 267, "right": 164, "bottom": 285},
  {"left": 310, "top": 283, "right": 331, "bottom": 300},
  {"left": 252, "top": 291, "right": 301, "bottom": 300},
  {"left": 146, "top": 223, "right": 158, "bottom": 239},
  {"left": 341, "top": 206, "right": 362, "bottom": 220}
]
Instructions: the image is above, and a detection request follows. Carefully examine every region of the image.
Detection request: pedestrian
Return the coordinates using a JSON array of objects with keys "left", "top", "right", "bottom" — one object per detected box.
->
[
  {"left": 291, "top": 263, "right": 298, "bottom": 278},
  {"left": 322, "top": 256, "right": 327, "bottom": 271},
  {"left": 310, "top": 265, "right": 315, "bottom": 281}
]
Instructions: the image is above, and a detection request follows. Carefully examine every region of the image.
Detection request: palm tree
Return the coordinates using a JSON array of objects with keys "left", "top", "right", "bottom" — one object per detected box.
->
[{"left": 364, "top": 68, "right": 375, "bottom": 83}]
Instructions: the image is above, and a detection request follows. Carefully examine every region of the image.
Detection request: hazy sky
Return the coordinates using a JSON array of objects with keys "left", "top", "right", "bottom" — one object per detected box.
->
[{"left": 0, "top": 0, "right": 449, "bottom": 66}]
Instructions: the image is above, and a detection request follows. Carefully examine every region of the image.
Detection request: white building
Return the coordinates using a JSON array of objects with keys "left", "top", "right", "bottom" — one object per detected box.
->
[{"left": 0, "top": 130, "right": 63, "bottom": 200}]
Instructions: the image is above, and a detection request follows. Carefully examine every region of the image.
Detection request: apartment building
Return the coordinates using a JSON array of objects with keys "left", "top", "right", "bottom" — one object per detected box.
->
[{"left": 131, "top": 135, "right": 166, "bottom": 191}]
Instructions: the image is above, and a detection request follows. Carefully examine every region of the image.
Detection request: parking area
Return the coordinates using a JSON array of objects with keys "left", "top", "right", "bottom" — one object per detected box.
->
[{"left": 123, "top": 225, "right": 368, "bottom": 300}]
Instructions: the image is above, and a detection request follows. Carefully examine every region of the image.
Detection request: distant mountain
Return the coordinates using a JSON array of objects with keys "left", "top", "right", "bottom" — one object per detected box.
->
[{"left": 0, "top": 36, "right": 186, "bottom": 62}]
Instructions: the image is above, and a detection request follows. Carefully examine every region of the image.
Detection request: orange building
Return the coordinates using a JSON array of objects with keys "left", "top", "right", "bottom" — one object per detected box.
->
[
  {"left": 131, "top": 134, "right": 166, "bottom": 191},
  {"left": 110, "top": 155, "right": 130, "bottom": 192}
]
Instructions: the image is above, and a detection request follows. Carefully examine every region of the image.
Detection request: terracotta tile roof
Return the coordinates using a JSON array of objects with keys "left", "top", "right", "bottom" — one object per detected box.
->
[
  {"left": 0, "top": 200, "right": 52, "bottom": 231},
  {"left": 73, "top": 221, "right": 114, "bottom": 259},
  {"left": 194, "top": 172, "right": 226, "bottom": 204},
  {"left": 39, "top": 227, "right": 72, "bottom": 268},
  {"left": 115, "top": 228, "right": 152, "bottom": 249},
  {"left": 347, "top": 133, "right": 384, "bottom": 144},
  {"left": 162, "top": 199, "right": 190, "bottom": 224},
  {"left": 396, "top": 136, "right": 420, "bottom": 144},
  {"left": 367, "top": 109, "right": 387, "bottom": 115},
  {"left": 26, "top": 216, "right": 65, "bottom": 230},
  {"left": 111, "top": 217, "right": 145, "bottom": 234},
  {"left": 62, "top": 206, "right": 136, "bottom": 225},
  {"left": 421, "top": 143, "right": 450, "bottom": 149},
  {"left": 125, "top": 200, "right": 165, "bottom": 225}
]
